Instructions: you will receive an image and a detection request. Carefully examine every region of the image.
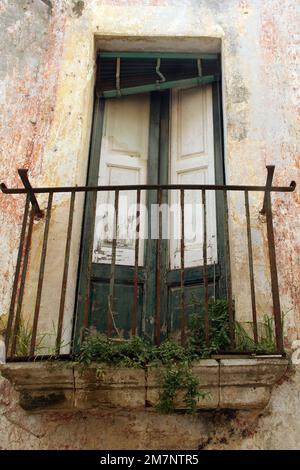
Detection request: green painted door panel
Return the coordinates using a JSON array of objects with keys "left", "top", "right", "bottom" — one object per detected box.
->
[
  {"left": 168, "top": 282, "right": 216, "bottom": 338},
  {"left": 89, "top": 280, "right": 143, "bottom": 338}
]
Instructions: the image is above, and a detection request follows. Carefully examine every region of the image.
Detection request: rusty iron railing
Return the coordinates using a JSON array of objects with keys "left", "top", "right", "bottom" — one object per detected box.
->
[{"left": 0, "top": 166, "right": 296, "bottom": 360}]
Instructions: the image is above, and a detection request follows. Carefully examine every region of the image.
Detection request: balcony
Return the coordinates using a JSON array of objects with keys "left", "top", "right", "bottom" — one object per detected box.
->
[{"left": 0, "top": 166, "right": 295, "bottom": 411}]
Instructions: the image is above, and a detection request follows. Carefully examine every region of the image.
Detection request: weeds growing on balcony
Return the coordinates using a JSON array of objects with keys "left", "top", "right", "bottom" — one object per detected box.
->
[
  {"left": 1, "top": 300, "right": 278, "bottom": 413},
  {"left": 235, "top": 315, "right": 277, "bottom": 353},
  {"left": 77, "top": 335, "right": 201, "bottom": 413},
  {"left": 188, "top": 298, "right": 232, "bottom": 356},
  {"left": 189, "top": 299, "right": 277, "bottom": 355},
  {"left": 0, "top": 316, "right": 70, "bottom": 357},
  {"left": 77, "top": 333, "right": 206, "bottom": 413},
  {"left": 12, "top": 319, "right": 48, "bottom": 357},
  {"left": 0, "top": 314, "right": 8, "bottom": 337},
  {"left": 77, "top": 299, "right": 278, "bottom": 413}
]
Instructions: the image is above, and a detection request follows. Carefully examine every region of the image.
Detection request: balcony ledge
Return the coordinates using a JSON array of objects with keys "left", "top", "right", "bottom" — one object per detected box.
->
[{"left": 0, "top": 357, "right": 288, "bottom": 412}]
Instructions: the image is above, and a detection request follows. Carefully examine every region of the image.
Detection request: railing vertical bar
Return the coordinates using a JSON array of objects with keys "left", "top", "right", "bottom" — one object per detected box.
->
[
  {"left": 202, "top": 189, "right": 210, "bottom": 347},
  {"left": 132, "top": 189, "right": 141, "bottom": 337},
  {"left": 11, "top": 209, "right": 35, "bottom": 356},
  {"left": 213, "top": 261, "right": 216, "bottom": 300},
  {"left": 56, "top": 190, "right": 76, "bottom": 354},
  {"left": 180, "top": 189, "right": 186, "bottom": 346},
  {"left": 30, "top": 192, "right": 53, "bottom": 356},
  {"left": 5, "top": 194, "right": 30, "bottom": 352},
  {"left": 244, "top": 190, "right": 258, "bottom": 344},
  {"left": 81, "top": 190, "right": 97, "bottom": 343},
  {"left": 155, "top": 188, "right": 162, "bottom": 345},
  {"left": 107, "top": 189, "right": 119, "bottom": 337},
  {"left": 265, "top": 190, "right": 284, "bottom": 353},
  {"left": 223, "top": 189, "right": 235, "bottom": 348}
]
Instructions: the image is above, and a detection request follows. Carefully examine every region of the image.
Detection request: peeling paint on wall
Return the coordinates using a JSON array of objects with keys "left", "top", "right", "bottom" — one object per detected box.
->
[{"left": 0, "top": 0, "right": 299, "bottom": 450}]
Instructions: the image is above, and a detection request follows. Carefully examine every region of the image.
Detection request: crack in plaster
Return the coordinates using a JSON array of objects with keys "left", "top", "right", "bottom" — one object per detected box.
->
[{"left": 3, "top": 413, "right": 46, "bottom": 439}]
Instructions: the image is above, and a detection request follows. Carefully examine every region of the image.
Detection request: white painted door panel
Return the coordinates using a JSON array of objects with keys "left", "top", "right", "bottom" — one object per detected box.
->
[
  {"left": 169, "top": 85, "right": 217, "bottom": 269},
  {"left": 93, "top": 93, "right": 150, "bottom": 266}
]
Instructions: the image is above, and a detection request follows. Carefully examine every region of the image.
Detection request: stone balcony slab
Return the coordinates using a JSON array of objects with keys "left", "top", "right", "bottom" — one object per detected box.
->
[{"left": 0, "top": 357, "right": 288, "bottom": 412}]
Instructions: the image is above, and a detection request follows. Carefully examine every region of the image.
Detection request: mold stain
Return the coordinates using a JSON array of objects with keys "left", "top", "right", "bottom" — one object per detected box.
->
[{"left": 72, "top": 1, "right": 85, "bottom": 18}]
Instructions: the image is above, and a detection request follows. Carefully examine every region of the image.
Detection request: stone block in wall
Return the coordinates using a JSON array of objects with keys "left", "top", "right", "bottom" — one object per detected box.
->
[
  {"left": 74, "top": 364, "right": 145, "bottom": 410},
  {"left": 219, "top": 358, "right": 288, "bottom": 409},
  {"left": 219, "top": 358, "right": 289, "bottom": 386},
  {"left": 219, "top": 385, "right": 271, "bottom": 409},
  {"left": 0, "top": 362, "right": 74, "bottom": 411}
]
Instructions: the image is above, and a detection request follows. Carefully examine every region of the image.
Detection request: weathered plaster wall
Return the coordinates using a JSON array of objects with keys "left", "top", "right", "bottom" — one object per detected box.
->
[{"left": 0, "top": 0, "right": 299, "bottom": 449}]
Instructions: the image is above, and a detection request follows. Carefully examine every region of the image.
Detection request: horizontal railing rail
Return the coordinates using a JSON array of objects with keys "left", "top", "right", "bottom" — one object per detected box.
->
[
  {"left": 1, "top": 182, "right": 296, "bottom": 194},
  {"left": 0, "top": 166, "right": 296, "bottom": 360}
]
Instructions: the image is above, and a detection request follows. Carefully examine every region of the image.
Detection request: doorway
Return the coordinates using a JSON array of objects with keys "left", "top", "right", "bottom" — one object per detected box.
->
[{"left": 74, "top": 80, "right": 225, "bottom": 346}]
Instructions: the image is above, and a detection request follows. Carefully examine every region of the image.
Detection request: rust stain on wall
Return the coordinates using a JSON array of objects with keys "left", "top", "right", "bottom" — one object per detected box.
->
[
  {"left": 0, "top": 2, "right": 66, "bottom": 210},
  {"left": 258, "top": 1, "right": 300, "bottom": 340},
  {"left": 0, "top": 1, "right": 67, "bottom": 315}
]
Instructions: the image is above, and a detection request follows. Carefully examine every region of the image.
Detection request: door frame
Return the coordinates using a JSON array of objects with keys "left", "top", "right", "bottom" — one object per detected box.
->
[{"left": 73, "top": 81, "right": 225, "bottom": 351}]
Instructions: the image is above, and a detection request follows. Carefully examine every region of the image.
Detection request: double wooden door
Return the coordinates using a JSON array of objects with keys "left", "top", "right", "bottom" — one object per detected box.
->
[{"left": 75, "top": 84, "right": 225, "bottom": 344}]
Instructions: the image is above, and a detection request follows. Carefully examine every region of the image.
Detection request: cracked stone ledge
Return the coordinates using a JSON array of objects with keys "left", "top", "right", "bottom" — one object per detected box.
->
[{"left": 0, "top": 358, "right": 288, "bottom": 412}]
